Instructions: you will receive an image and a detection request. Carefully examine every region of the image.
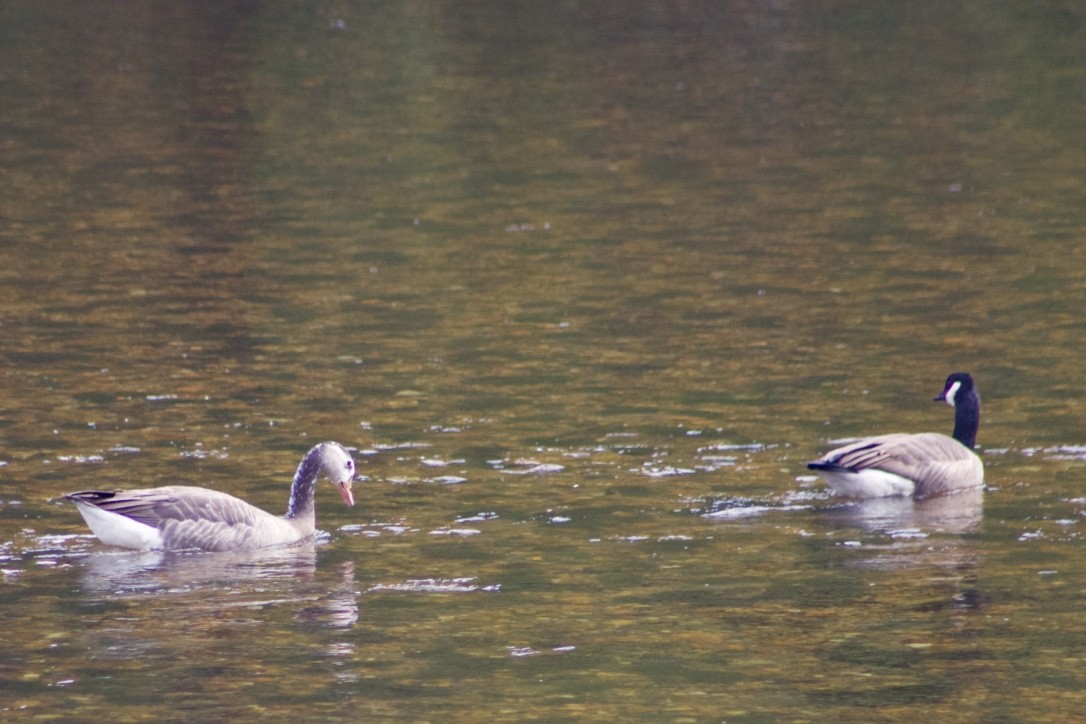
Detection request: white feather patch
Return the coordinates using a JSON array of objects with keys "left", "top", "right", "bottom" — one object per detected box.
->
[
  {"left": 816, "top": 468, "right": 916, "bottom": 498},
  {"left": 942, "top": 380, "right": 961, "bottom": 407},
  {"left": 72, "top": 501, "right": 164, "bottom": 550}
]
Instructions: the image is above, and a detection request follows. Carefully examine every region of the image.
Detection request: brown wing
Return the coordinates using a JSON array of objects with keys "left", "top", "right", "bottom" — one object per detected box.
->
[{"left": 820, "top": 433, "right": 969, "bottom": 468}]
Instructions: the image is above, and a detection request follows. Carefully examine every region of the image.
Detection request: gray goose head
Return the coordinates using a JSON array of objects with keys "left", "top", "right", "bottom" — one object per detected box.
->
[{"left": 286, "top": 441, "right": 357, "bottom": 517}]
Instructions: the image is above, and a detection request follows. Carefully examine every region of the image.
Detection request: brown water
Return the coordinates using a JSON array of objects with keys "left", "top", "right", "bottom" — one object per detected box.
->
[{"left": 3, "top": 1, "right": 1086, "bottom": 720}]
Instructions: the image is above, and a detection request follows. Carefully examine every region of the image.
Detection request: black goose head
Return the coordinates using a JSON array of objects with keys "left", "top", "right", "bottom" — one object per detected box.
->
[{"left": 934, "top": 372, "right": 980, "bottom": 448}]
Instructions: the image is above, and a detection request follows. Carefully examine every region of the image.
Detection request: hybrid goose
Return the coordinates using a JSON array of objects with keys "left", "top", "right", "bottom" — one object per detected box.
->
[
  {"left": 807, "top": 372, "right": 983, "bottom": 499},
  {"left": 66, "top": 441, "right": 356, "bottom": 552}
]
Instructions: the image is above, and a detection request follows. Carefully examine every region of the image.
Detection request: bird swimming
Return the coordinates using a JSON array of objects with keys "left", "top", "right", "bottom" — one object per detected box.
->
[
  {"left": 807, "top": 373, "right": 983, "bottom": 499},
  {"left": 66, "top": 441, "right": 356, "bottom": 551}
]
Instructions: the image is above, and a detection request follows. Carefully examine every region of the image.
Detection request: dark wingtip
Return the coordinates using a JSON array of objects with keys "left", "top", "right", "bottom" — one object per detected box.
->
[
  {"left": 808, "top": 461, "right": 852, "bottom": 473},
  {"left": 64, "top": 490, "right": 118, "bottom": 502}
]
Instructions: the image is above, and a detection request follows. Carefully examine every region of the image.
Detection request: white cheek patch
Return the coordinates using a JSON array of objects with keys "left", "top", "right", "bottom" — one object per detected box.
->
[{"left": 943, "top": 380, "right": 961, "bottom": 407}]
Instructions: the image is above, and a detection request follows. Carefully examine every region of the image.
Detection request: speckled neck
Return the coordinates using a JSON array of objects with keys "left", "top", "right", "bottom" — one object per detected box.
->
[{"left": 285, "top": 448, "right": 323, "bottom": 520}]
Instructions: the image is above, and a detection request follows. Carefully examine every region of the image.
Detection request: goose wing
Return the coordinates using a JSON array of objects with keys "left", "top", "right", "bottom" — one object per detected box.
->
[
  {"left": 811, "top": 433, "right": 982, "bottom": 498},
  {"left": 66, "top": 486, "right": 261, "bottom": 526},
  {"left": 66, "top": 486, "right": 302, "bottom": 551}
]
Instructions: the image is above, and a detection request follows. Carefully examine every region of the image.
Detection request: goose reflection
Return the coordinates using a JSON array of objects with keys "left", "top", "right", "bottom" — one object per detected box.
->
[
  {"left": 294, "top": 560, "right": 359, "bottom": 629},
  {"left": 74, "top": 544, "right": 361, "bottom": 668},
  {"left": 828, "top": 486, "right": 984, "bottom": 582},
  {"left": 78, "top": 542, "right": 321, "bottom": 594},
  {"left": 78, "top": 543, "right": 360, "bottom": 627},
  {"left": 830, "top": 485, "right": 983, "bottom": 536}
]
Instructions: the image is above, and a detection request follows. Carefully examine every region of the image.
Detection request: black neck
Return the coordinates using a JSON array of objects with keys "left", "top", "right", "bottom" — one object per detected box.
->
[{"left": 952, "top": 391, "right": 980, "bottom": 449}]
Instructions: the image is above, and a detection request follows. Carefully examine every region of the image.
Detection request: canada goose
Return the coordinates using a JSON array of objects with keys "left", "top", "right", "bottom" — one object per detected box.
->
[
  {"left": 65, "top": 441, "right": 356, "bottom": 551},
  {"left": 807, "top": 373, "right": 983, "bottom": 499}
]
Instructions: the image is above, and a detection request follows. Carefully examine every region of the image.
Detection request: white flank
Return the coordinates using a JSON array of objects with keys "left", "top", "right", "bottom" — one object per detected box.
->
[
  {"left": 817, "top": 468, "right": 916, "bottom": 498},
  {"left": 72, "top": 501, "right": 164, "bottom": 550}
]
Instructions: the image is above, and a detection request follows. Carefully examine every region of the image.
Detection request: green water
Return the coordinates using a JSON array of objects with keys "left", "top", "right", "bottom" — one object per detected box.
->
[{"left": 2, "top": 1, "right": 1086, "bottom": 720}]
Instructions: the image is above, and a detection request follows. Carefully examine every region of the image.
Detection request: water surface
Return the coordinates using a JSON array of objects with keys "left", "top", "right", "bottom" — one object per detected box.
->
[{"left": 2, "top": 2, "right": 1086, "bottom": 720}]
